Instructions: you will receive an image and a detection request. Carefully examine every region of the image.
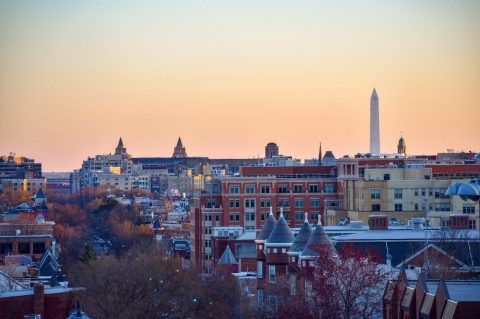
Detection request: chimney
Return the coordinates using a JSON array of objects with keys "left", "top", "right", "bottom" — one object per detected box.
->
[
  {"left": 33, "top": 283, "right": 44, "bottom": 319},
  {"left": 368, "top": 215, "right": 388, "bottom": 230}
]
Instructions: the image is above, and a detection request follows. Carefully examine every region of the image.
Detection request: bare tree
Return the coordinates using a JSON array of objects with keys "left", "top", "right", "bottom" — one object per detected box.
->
[{"left": 69, "top": 250, "right": 241, "bottom": 319}]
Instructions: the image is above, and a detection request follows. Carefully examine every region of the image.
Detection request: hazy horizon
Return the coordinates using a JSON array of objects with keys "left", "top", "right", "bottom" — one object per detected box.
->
[{"left": 1, "top": 1, "right": 479, "bottom": 171}]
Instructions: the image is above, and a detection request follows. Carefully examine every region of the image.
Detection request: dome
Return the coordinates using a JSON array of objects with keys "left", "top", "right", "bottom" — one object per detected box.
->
[
  {"left": 398, "top": 136, "right": 405, "bottom": 146},
  {"left": 458, "top": 183, "right": 480, "bottom": 201}
]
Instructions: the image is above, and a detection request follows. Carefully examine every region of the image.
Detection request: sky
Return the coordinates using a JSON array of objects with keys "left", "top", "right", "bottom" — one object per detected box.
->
[{"left": 0, "top": 0, "right": 479, "bottom": 172}]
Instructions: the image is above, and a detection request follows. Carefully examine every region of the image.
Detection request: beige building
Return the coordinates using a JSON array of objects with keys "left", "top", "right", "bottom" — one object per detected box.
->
[
  {"left": 0, "top": 178, "right": 46, "bottom": 193},
  {"left": 330, "top": 160, "right": 479, "bottom": 230}
]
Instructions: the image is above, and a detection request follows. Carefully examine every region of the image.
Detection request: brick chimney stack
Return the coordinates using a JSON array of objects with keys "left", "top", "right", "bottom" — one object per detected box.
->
[{"left": 33, "top": 282, "right": 44, "bottom": 318}]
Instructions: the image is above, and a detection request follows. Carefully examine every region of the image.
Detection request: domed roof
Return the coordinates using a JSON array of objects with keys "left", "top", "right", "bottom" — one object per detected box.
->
[
  {"left": 256, "top": 208, "right": 277, "bottom": 241},
  {"left": 398, "top": 136, "right": 405, "bottom": 146},
  {"left": 266, "top": 210, "right": 294, "bottom": 245},
  {"left": 288, "top": 213, "right": 312, "bottom": 255},
  {"left": 301, "top": 219, "right": 334, "bottom": 258}
]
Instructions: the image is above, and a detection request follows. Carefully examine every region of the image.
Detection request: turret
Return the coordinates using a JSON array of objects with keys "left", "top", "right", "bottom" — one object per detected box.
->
[
  {"left": 287, "top": 213, "right": 312, "bottom": 266},
  {"left": 255, "top": 207, "right": 276, "bottom": 280},
  {"left": 264, "top": 208, "right": 294, "bottom": 283},
  {"left": 300, "top": 218, "right": 335, "bottom": 272}
]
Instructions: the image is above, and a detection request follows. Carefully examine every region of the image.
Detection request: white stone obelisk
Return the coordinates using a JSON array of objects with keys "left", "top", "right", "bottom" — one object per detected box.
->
[{"left": 370, "top": 88, "right": 380, "bottom": 154}]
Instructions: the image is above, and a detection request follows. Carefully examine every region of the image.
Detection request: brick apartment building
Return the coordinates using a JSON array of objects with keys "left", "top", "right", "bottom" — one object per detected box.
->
[{"left": 190, "top": 165, "right": 342, "bottom": 268}]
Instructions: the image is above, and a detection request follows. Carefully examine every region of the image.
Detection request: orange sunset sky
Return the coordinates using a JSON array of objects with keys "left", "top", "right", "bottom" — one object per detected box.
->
[{"left": 0, "top": 1, "right": 479, "bottom": 172}]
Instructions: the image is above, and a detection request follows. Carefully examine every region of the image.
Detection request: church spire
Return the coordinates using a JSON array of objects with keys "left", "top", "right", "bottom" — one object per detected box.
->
[
  {"left": 115, "top": 137, "right": 127, "bottom": 156},
  {"left": 172, "top": 137, "right": 188, "bottom": 158}
]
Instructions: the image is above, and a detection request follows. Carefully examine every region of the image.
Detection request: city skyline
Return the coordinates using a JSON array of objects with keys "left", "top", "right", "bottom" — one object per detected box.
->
[{"left": 1, "top": 1, "right": 479, "bottom": 171}]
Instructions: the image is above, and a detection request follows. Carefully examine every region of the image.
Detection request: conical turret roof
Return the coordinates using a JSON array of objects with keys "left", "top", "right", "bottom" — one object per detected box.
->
[
  {"left": 218, "top": 246, "right": 238, "bottom": 265},
  {"left": 288, "top": 214, "right": 312, "bottom": 254},
  {"left": 256, "top": 209, "right": 276, "bottom": 241},
  {"left": 35, "top": 188, "right": 46, "bottom": 199},
  {"left": 266, "top": 211, "right": 294, "bottom": 245},
  {"left": 301, "top": 219, "right": 333, "bottom": 257},
  {"left": 117, "top": 137, "right": 124, "bottom": 148}
]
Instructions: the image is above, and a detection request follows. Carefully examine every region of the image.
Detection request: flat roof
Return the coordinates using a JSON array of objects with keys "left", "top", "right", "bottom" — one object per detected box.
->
[{"left": 331, "top": 229, "right": 480, "bottom": 242}]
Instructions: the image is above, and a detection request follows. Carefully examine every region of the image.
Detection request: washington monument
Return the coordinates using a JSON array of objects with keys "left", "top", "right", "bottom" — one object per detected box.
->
[{"left": 370, "top": 88, "right": 380, "bottom": 154}]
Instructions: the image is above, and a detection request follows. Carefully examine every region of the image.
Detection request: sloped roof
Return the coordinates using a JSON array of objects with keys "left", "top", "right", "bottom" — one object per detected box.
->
[
  {"left": 266, "top": 213, "right": 294, "bottom": 245},
  {"left": 288, "top": 215, "right": 312, "bottom": 254},
  {"left": 301, "top": 220, "right": 334, "bottom": 257},
  {"left": 35, "top": 188, "right": 46, "bottom": 199},
  {"left": 219, "top": 246, "right": 238, "bottom": 265},
  {"left": 256, "top": 211, "right": 276, "bottom": 241}
]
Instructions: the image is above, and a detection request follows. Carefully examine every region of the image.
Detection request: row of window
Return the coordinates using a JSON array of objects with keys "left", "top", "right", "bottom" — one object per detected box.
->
[
  {"left": 370, "top": 188, "right": 449, "bottom": 199},
  {"left": 224, "top": 211, "right": 320, "bottom": 222},
  {"left": 371, "top": 203, "right": 453, "bottom": 212},
  {"left": 228, "top": 198, "right": 321, "bottom": 209},
  {"left": 229, "top": 184, "right": 335, "bottom": 194}
]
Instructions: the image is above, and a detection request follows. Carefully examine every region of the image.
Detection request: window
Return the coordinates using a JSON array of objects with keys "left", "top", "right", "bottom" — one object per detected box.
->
[
  {"left": 384, "top": 174, "right": 390, "bottom": 180},
  {"left": 394, "top": 204, "right": 403, "bottom": 212},
  {"left": 414, "top": 188, "right": 419, "bottom": 196},
  {"left": 229, "top": 200, "right": 235, "bottom": 208},
  {"left": 245, "top": 184, "right": 255, "bottom": 194},
  {"left": 428, "top": 188, "right": 433, "bottom": 196},
  {"left": 435, "top": 203, "right": 451, "bottom": 212},
  {"left": 207, "top": 199, "right": 216, "bottom": 208},
  {"left": 325, "top": 184, "right": 334, "bottom": 193},
  {"left": 371, "top": 188, "right": 381, "bottom": 199},
  {"left": 32, "top": 242, "right": 45, "bottom": 254},
  {"left": 295, "top": 199, "right": 304, "bottom": 208},
  {"left": 295, "top": 212, "right": 304, "bottom": 220},
  {"left": 18, "top": 243, "right": 30, "bottom": 254},
  {"left": 283, "top": 199, "right": 289, "bottom": 207},
  {"left": 309, "top": 184, "right": 318, "bottom": 193},
  {"left": 245, "top": 199, "right": 255, "bottom": 208},
  {"left": 394, "top": 189, "right": 403, "bottom": 199},
  {"left": 278, "top": 185, "right": 288, "bottom": 193},
  {"left": 371, "top": 204, "right": 381, "bottom": 212},
  {"left": 204, "top": 214, "right": 212, "bottom": 221},
  {"left": 421, "top": 188, "right": 426, "bottom": 196},
  {"left": 284, "top": 212, "right": 289, "bottom": 220},
  {"left": 257, "top": 261, "right": 263, "bottom": 278},
  {"left": 236, "top": 213, "right": 240, "bottom": 221},
  {"left": 245, "top": 213, "right": 255, "bottom": 221},
  {"left": 469, "top": 220, "right": 476, "bottom": 230},
  {"left": 215, "top": 214, "right": 220, "bottom": 222},
  {"left": 290, "top": 275, "right": 297, "bottom": 296},
  {"left": 278, "top": 198, "right": 283, "bottom": 207},
  {"left": 463, "top": 204, "right": 475, "bottom": 214},
  {"left": 229, "top": 185, "right": 239, "bottom": 194},
  {"left": 261, "top": 185, "right": 270, "bottom": 194},
  {"left": 260, "top": 199, "right": 271, "bottom": 208},
  {"left": 435, "top": 188, "right": 448, "bottom": 199},
  {"left": 268, "top": 265, "right": 276, "bottom": 283},
  {"left": 414, "top": 203, "right": 419, "bottom": 210},
  {"left": 261, "top": 213, "right": 266, "bottom": 221},
  {"left": 294, "top": 185, "right": 303, "bottom": 193},
  {"left": 310, "top": 198, "right": 319, "bottom": 208},
  {"left": 229, "top": 213, "right": 234, "bottom": 221},
  {"left": 311, "top": 212, "right": 319, "bottom": 220},
  {"left": 257, "top": 288, "right": 264, "bottom": 307}
]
